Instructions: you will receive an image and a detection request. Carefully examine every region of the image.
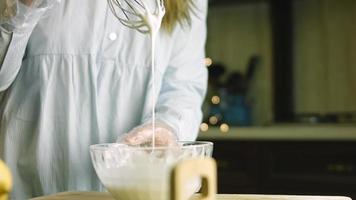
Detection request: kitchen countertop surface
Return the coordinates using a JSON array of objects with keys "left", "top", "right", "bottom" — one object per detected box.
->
[
  {"left": 198, "top": 124, "right": 356, "bottom": 141},
  {"left": 31, "top": 191, "right": 352, "bottom": 200}
]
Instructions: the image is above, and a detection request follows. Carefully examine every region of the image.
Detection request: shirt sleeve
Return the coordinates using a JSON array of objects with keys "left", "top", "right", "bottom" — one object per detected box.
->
[
  {"left": 0, "top": 2, "right": 48, "bottom": 91},
  {"left": 146, "top": 0, "right": 209, "bottom": 141}
]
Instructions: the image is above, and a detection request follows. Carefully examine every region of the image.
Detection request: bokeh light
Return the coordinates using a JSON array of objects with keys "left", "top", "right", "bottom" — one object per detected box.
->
[
  {"left": 205, "top": 57, "right": 213, "bottom": 67},
  {"left": 220, "top": 123, "right": 230, "bottom": 133},
  {"left": 200, "top": 123, "right": 209, "bottom": 132},
  {"left": 211, "top": 96, "right": 221, "bottom": 104},
  {"left": 209, "top": 116, "right": 218, "bottom": 125}
]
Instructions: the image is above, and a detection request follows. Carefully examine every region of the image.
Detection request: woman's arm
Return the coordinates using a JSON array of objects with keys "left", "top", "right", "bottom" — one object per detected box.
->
[
  {"left": 0, "top": 0, "right": 57, "bottom": 91},
  {"left": 144, "top": 0, "right": 209, "bottom": 141}
]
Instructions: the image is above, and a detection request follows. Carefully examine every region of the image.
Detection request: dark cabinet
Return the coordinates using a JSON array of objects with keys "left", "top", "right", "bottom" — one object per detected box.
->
[
  {"left": 212, "top": 140, "right": 356, "bottom": 198},
  {"left": 213, "top": 142, "right": 260, "bottom": 193}
]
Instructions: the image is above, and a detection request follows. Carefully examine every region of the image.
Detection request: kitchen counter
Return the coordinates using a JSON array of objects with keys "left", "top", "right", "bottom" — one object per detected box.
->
[
  {"left": 198, "top": 124, "right": 356, "bottom": 141},
  {"left": 197, "top": 125, "right": 356, "bottom": 197},
  {"left": 31, "top": 192, "right": 352, "bottom": 200}
]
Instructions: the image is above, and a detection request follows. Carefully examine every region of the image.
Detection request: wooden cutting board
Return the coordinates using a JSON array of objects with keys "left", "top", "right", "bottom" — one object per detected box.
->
[{"left": 31, "top": 192, "right": 352, "bottom": 200}]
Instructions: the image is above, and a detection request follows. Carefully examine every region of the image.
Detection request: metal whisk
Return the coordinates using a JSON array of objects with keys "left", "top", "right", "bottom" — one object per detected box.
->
[
  {"left": 108, "top": 0, "right": 166, "bottom": 147},
  {"left": 108, "top": 0, "right": 165, "bottom": 34}
]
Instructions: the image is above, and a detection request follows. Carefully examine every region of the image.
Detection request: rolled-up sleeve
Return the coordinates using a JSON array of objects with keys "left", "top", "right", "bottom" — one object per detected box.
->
[
  {"left": 152, "top": 0, "right": 208, "bottom": 141},
  {"left": 0, "top": 2, "right": 48, "bottom": 91}
]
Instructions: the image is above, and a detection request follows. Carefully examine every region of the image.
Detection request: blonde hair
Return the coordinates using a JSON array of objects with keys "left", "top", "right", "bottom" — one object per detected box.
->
[
  {"left": 162, "top": 0, "right": 195, "bottom": 32},
  {"left": 0, "top": 0, "right": 16, "bottom": 20}
]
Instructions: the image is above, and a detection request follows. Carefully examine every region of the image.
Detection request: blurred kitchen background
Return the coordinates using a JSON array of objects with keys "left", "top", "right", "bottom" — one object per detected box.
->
[{"left": 198, "top": 0, "right": 356, "bottom": 198}]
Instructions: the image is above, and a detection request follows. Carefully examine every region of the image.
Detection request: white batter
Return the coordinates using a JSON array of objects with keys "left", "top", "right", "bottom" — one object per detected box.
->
[
  {"left": 142, "top": 0, "right": 166, "bottom": 148},
  {"left": 98, "top": 152, "right": 199, "bottom": 200},
  {"left": 102, "top": 1, "right": 178, "bottom": 199}
]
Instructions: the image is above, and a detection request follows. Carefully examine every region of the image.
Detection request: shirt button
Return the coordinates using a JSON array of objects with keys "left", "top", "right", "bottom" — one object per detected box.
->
[{"left": 109, "top": 32, "right": 117, "bottom": 41}]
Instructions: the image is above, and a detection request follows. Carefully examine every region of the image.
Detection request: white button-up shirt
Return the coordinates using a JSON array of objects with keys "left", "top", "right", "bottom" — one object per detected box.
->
[{"left": 0, "top": 0, "right": 207, "bottom": 199}]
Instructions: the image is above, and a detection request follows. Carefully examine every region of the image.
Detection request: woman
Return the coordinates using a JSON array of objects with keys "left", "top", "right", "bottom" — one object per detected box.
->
[{"left": 0, "top": 0, "right": 208, "bottom": 198}]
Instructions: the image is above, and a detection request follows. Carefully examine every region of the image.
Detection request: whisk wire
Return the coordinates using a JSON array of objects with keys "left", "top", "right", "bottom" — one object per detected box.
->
[
  {"left": 108, "top": 0, "right": 148, "bottom": 32},
  {"left": 132, "top": 0, "right": 145, "bottom": 9},
  {"left": 108, "top": 0, "right": 165, "bottom": 34}
]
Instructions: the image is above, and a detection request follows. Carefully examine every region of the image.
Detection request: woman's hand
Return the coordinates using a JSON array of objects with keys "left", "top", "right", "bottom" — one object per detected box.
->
[{"left": 118, "top": 122, "right": 178, "bottom": 146}]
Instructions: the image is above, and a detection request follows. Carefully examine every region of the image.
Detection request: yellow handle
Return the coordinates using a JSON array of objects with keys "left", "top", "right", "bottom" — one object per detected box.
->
[
  {"left": 0, "top": 159, "right": 12, "bottom": 200},
  {"left": 171, "top": 158, "right": 217, "bottom": 200}
]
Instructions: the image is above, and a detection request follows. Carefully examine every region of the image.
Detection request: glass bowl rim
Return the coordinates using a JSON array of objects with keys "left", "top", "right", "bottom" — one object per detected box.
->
[{"left": 90, "top": 141, "right": 213, "bottom": 151}]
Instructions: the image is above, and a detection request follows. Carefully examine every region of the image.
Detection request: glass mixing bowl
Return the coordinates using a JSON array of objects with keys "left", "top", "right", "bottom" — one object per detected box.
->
[{"left": 90, "top": 141, "right": 213, "bottom": 200}]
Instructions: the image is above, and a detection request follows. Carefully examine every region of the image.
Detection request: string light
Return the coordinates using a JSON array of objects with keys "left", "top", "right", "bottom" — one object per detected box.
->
[
  {"left": 200, "top": 123, "right": 209, "bottom": 132},
  {"left": 220, "top": 123, "right": 230, "bottom": 133},
  {"left": 209, "top": 116, "right": 218, "bottom": 125},
  {"left": 211, "top": 96, "right": 220, "bottom": 104},
  {"left": 205, "top": 57, "right": 213, "bottom": 67}
]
